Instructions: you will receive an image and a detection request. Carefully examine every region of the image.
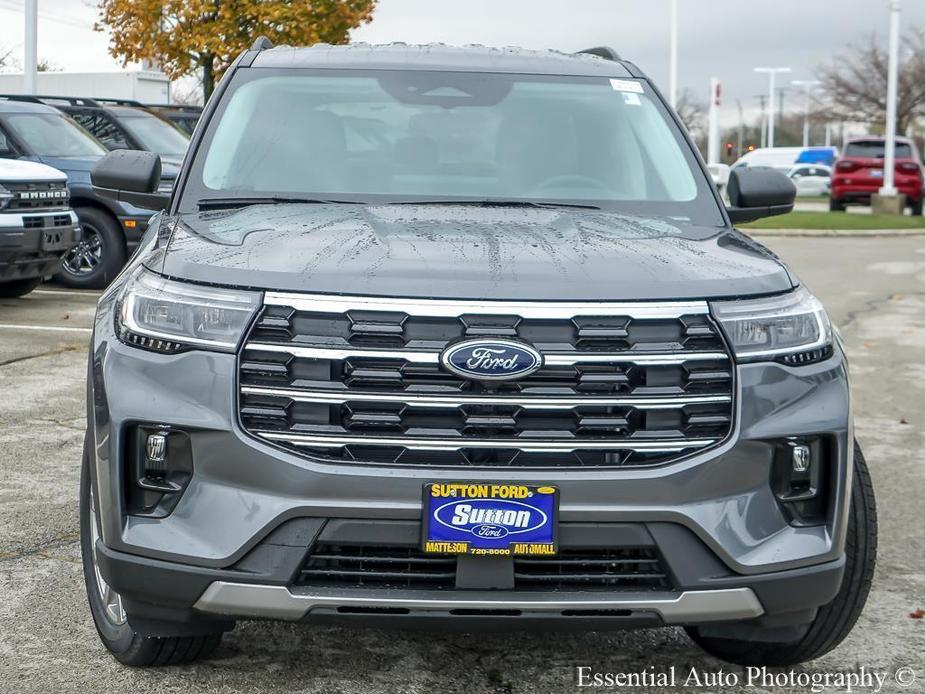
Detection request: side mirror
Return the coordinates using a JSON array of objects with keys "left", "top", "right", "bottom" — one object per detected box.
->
[
  {"left": 91, "top": 150, "right": 169, "bottom": 211},
  {"left": 726, "top": 167, "right": 796, "bottom": 224}
]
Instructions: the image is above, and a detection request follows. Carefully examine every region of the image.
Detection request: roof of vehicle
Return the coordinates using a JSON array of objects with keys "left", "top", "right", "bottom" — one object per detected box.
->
[
  {"left": 251, "top": 43, "right": 636, "bottom": 78},
  {"left": 0, "top": 98, "right": 61, "bottom": 115},
  {"left": 0, "top": 157, "right": 67, "bottom": 182},
  {"left": 844, "top": 135, "right": 915, "bottom": 143},
  {"left": 0, "top": 95, "right": 161, "bottom": 119}
]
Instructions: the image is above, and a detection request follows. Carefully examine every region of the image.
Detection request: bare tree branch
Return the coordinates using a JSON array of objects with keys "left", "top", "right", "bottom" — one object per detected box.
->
[
  {"left": 675, "top": 88, "right": 707, "bottom": 138},
  {"left": 815, "top": 28, "right": 925, "bottom": 133}
]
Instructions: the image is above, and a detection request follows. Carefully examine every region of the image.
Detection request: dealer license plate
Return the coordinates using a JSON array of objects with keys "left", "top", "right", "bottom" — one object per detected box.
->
[{"left": 422, "top": 482, "right": 558, "bottom": 556}]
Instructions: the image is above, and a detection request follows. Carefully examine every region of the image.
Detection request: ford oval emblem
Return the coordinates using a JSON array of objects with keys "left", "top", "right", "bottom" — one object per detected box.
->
[
  {"left": 433, "top": 498, "right": 548, "bottom": 537},
  {"left": 441, "top": 338, "right": 543, "bottom": 381}
]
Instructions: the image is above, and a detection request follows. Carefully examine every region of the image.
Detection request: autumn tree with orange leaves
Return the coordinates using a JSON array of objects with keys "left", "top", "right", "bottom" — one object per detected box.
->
[{"left": 97, "top": 0, "right": 377, "bottom": 99}]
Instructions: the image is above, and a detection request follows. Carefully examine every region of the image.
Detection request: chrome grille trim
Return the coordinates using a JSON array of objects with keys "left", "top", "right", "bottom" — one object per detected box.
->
[
  {"left": 252, "top": 430, "right": 718, "bottom": 452},
  {"left": 239, "top": 293, "right": 735, "bottom": 467},
  {"left": 264, "top": 292, "right": 709, "bottom": 319},
  {"left": 240, "top": 385, "right": 731, "bottom": 410},
  {"left": 244, "top": 342, "right": 729, "bottom": 366}
]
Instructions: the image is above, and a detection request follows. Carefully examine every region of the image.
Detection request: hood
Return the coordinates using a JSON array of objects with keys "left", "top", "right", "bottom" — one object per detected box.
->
[
  {"left": 37, "top": 156, "right": 101, "bottom": 173},
  {"left": 152, "top": 204, "right": 794, "bottom": 301},
  {"left": 37, "top": 156, "right": 180, "bottom": 178},
  {"left": 0, "top": 158, "right": 67, "bottom": 183}
]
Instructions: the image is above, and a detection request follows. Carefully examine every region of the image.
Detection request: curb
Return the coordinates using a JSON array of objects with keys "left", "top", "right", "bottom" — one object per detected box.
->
[{"left": 746, "top": 228, "right": 925, "bottom": 238}]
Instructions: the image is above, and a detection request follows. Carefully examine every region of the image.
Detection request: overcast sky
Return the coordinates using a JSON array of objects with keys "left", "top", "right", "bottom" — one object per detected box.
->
[{"left": 2, "top": 0, "right": 924, "bottom": 121}]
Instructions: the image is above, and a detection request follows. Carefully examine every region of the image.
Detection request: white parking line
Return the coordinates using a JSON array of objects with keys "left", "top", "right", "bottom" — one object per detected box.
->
[{"left": 0, "top": 323, "right": 92, "bottom": 333}]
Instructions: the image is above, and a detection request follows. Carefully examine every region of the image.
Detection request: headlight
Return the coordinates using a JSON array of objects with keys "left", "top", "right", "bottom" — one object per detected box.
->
[
  {"left": 0, "top": 184, "right": 13, "bottom": 211},
  {"left": 116, "top": 267, "right": 261, "bottom": 353},
  {"left": 711, "top": 286, "right": 833, "bottom": 365}
]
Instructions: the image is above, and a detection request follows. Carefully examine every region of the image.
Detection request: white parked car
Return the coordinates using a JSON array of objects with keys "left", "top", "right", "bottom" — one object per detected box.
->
[
  {"left": 731, "top": 146, "right": 837, "bottom": 173},
  {"left": 787, "top": 163, "right": 832, "bottom": 196},
  {"left": 0, "top": 158, "right": 80, "bottom": 297}
]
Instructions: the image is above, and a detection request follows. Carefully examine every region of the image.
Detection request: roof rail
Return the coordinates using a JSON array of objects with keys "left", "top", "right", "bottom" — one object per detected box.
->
[
  {"left": 0, "top": 94, "right": 104, "bottom": 107},
  {"left": 576, "top": 46, "right": 621, "bottom": 61},
  {"left": 0, "top": 94, "right": 45, "bottom": 104},
  {"left": 251, "top": 35, "right": 273, "bottom": 51}
]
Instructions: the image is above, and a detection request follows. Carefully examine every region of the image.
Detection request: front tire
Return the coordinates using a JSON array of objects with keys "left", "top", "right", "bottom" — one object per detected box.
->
[
  {"left": 0, "top": 277, "right": 42, "bottom": 298},
  {"left": 79, "top": 440, "right": 223, "bottom": 666},
  {"left": 56, "top": 207, "right": 126, "bottom": 289},
  {"left": 911, "top": 198, "right": 923, "bottom": 216},
  {"left": 687, "top": 440, "right": 877, "bottom": 666},
  {"left": 829, "top": 196, "right": 845, "bottom": 212}
]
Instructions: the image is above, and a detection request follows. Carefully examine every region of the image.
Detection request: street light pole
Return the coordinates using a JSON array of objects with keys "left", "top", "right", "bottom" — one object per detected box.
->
[
  {"left": 707, "top": 77, "right": 721, "bottom": 165},
  {"left": 754, "top": 67, "right": 791, "bottom": 148},
  {"left": 755, "top": 95, "right": 768, "bottom": 148},
  {"left": 792, "top": 79, "right": 821, "bottom": 148},
  {"left": 735, "top": 98, "right": 744, "bottom": 159},
  {"left": 23, "top": 0, "right": 38, "bottom": 94},
  {"left": 880, "top": 0, "right": 901, "bottom": 197},
  {"left": 668, "top": 0, "right": 678, "bottom": 108}
]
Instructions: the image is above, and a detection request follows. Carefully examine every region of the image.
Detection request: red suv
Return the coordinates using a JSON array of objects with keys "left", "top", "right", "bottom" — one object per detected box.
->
[{"left": 831, "top": 137, "right": 923, "bottom": 214}]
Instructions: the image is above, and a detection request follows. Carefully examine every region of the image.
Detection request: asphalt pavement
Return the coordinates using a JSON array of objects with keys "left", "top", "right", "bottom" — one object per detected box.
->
[{"left": 1, "top": 236, "right": 923, "bottom": 693}]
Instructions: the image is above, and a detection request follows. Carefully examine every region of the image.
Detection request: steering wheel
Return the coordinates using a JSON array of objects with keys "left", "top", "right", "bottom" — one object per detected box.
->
[{"left": 530, "top": 174, "right": 611, "bottom": 193}]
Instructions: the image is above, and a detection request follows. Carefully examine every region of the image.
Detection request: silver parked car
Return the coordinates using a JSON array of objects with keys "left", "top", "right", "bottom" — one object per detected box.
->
[{"left": 79, "top": 42, "right": 875, "bottom": 669}]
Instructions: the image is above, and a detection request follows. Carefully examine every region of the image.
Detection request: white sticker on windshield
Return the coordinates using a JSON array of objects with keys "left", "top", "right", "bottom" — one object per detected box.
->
[
  {"left": 610, "top": 79, "right": 643, "bottom": 94},
  {"left": 623, "top": 92, "right": 641, "bottom": 106}
]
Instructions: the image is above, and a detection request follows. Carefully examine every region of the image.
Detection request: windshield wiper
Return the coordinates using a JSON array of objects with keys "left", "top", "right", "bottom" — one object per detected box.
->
[
  {"left": 390, "top": 199, "right": 602, "bottom": 210},
  {"left": 197, "top": 196, "right": 361, "bottom": 210}
]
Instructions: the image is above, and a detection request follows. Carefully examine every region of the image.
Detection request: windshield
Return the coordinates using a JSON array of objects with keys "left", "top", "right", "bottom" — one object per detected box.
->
[
  {"left": 184, "top": 69, "right": 720, "bottom": 223},
  {"left": 119, "top": 112, "right": 190, "bottom": 157},
  {"left": 845, "top": 140, "right": 915, "bottom": 159},
  {"left": 4, "top": 112, "right": 107, "bottom": 158}
]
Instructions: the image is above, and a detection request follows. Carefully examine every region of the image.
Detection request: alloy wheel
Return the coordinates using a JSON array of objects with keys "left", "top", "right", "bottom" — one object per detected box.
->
[{"left": 62, "top": 225, "right": 103, "bottom": 277}]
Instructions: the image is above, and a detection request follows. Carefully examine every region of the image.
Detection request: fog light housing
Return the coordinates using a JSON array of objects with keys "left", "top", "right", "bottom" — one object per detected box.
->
[
  {"left": 126, "top": 425, "right": 193, "bottom": 517},
  {"left": 770, "top": 437, "right": 830, "bottom": 527}
]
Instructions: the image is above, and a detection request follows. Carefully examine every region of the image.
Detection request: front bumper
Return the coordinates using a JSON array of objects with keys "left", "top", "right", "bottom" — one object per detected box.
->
[
  {"left": 95, "top": 517, "right": 845, "bottom": 632},
  {"left": 0, "top": 210, "right": 80, "bottom": 280},
  {"left": 88, "top": 287, "right": 853, "bottom": 628}
]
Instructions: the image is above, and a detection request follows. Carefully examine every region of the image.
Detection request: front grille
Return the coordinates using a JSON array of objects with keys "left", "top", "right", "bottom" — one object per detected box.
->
[
  {"left": 238, "top": 293, "right": 734, "bottom": 467},
  {"left": 299, "top": 544, "right": 457, "bottom": 589},
  {"left": 5, "top": 181, "right": 69, "bottom": 211},
  {"left": 297, "top": 544, "right": 671, "bottom": 591}
]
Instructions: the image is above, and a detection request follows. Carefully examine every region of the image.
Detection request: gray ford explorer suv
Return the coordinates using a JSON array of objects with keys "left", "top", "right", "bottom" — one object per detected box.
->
[{"left": 81, "top": 41, "right": 876, "bottom": 668}]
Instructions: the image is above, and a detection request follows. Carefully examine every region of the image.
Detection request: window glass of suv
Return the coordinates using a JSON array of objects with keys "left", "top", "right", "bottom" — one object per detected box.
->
[
  {"left": 188, "top": 69, "right": 722, "bottom": 224},
  {"left": 0, "top": 127, "right": 15, "bottom": 156},
  {"left": 117, "top": 110, "right": 189, "bottom": 158},
  {"left": 844, "top": 140, "right": 915, "bottom": 159},
  {"left": 3, "top": 113, "right": 107, "bottom": 158},
  {"left": 70, "top": 111, "right": 131, "bottom": 150}
]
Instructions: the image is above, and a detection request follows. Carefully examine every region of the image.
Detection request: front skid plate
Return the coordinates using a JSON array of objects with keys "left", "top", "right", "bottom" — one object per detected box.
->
[{"left": 193, "top": 582, "right": 764, "bottom": 623}]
